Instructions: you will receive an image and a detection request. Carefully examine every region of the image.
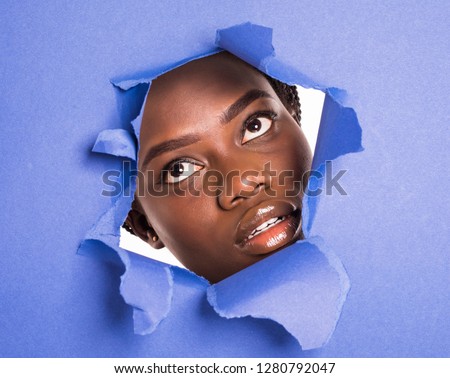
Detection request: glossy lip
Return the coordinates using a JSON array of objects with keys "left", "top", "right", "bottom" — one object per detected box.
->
[{"left": 236, "top": 200, "right": 302, "bottom": 256}]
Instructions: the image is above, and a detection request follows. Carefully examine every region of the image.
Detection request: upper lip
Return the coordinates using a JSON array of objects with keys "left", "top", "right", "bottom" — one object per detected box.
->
[{"left": 235, "top": 200, "right": 298, "bottom": 245}]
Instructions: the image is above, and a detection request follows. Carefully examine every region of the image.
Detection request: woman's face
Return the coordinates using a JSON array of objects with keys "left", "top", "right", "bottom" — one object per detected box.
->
[{"left": 131, "top": 52, "right": 312, "bottom": 283}]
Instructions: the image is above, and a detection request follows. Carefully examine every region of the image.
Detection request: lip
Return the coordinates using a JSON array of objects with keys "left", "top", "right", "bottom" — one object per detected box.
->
[{"left": 236, "top": 200, "right": 302, "bottom": 256}]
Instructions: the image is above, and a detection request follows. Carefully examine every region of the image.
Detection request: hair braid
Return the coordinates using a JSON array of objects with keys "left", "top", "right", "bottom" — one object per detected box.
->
[{"left": 264, "top": 75, "right": 301, "bottom": 125}]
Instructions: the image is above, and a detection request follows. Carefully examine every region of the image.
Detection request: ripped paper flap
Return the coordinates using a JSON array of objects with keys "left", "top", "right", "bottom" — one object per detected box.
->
[
  {"left": 92, "top": 129, "right": 137, "bottom": 160},
  {"left": 81, "top": 22, "right": 359, "bottom": 352},
  {"left": 118, "top": 250, "right": 173, "bottom": 335},
  {"left": 207, "top": 238, "right": 350, "bottom": 350}
]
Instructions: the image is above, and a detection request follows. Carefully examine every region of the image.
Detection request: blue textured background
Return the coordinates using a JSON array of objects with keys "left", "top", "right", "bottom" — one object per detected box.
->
[{"left": 1, "top": 1, "right": 448, "bottom": 357}]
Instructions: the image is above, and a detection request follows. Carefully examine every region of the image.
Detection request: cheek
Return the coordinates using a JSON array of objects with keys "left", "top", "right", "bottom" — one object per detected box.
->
[
  {"left": 293, "top": 134, "right": 312, "bottom": 175},
  {"left": 270, "top": 125, "right": 312, "bottom": 180},
  {"left": 142, "top": 192, "right": 218, "bottom": 244}
]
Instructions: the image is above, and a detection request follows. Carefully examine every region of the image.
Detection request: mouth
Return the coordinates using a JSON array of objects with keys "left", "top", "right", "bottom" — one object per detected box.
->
[
  {"left": 236, "top": 200, "right": 302, "bottom": 256},
  {"left": 247, "top": 215, "right": 286, "bottom": 240}
]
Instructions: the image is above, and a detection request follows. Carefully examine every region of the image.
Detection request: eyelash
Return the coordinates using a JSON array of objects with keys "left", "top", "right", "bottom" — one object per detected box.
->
[
  {"left": 241, "top": 110, "right": 277, "bottom": 143},
  {"left": 161, "top": 158, "right": 203, "bottom": 184},
  {"left": 160, "top": 109, "right": 278, "bottom": 185}
]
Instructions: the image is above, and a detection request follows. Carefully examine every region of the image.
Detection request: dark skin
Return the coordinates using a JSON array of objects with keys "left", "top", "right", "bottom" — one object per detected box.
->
[{"left": 127, "top": 52, "right": 312, "bottom": 283}]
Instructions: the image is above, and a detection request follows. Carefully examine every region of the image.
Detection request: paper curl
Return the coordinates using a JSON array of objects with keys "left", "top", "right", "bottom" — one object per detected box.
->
[
  {"left": 81, "top": 22, "right": 362, "bottom": 352},
  {"left": 207, "top": 238, "right": 350, "bottom": 350},
  {"left": 92, "top": 129, "right": 137, "bottom": 160}
]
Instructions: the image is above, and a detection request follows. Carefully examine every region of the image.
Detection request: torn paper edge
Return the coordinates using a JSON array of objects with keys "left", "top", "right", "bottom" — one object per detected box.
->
[
  {"left": 206, "top": 237, "right": 351, "bottom": 350},
  {"left": 80, "top": 22, "right": 363, "bottom": 347}
]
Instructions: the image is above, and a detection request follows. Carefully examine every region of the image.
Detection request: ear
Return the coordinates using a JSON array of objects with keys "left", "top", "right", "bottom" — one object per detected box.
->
[
  {"left": 289, "top": 107, "right": 301, "bottom": 126},
  {"left": 290, "top": 108, "right": 298, "bottom": 120},
  {"left": 124, "top": 201, "right": 165, "bottom": 249}
]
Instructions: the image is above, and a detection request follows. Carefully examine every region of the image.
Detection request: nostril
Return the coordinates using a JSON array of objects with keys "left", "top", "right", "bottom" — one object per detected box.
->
[
  {"left": 252, "top": 182, "right": 266, "bottom": 193},
  {"left": 256, "top": 182, "right": 265, "bottom": 190},
  {"left": 218, "top": 169, "right": 270, "bottom": 210},
  {"left": 236, "top": 182, "right": 266, "bottom": 200},
  {"left": 230, "top": 196, "right": 244, "bottom": 207},
  {"left": 219, "top": 182, "right": 265, "bottom": 210}
]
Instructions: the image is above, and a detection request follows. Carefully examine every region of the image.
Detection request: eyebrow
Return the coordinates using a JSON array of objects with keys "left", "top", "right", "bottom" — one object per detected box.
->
[
  {"left": 220, "top": 89, "right": 273, "bottom": 124},
  {"left": 141, "top": 89, "right": 273, "bottom": 167},
  {"left": 141, "top": 134, "right": 201, "bottom": 168}
]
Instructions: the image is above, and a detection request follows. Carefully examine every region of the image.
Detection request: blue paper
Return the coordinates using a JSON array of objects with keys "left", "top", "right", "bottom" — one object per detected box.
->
[
  {"left": 1, "top": 1, "right": 448, "bottom": 358},
  {"left": 80, "top": 22, "right": 355, "bottom": 351},
  {"left": 92, "top": 129, "right": 137, "bottom": 160},
  {"left": 208, "top": 238, "right": 350, "bottom": 350},
  {"left": 118, "top": 250, "right": 173, "bottom": 335},
  {"left": 216, "top": 22, "right": 275, "bottom": 71}
]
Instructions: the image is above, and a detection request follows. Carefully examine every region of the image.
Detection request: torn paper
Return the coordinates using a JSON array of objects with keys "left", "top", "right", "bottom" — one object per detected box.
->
[{"left": 80, "top": 22, "right": 362, "bottom": 351}]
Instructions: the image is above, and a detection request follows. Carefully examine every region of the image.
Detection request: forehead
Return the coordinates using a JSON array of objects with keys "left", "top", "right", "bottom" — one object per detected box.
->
[{"left": 139, "top": 52, "right": 275, "bottom": 157}]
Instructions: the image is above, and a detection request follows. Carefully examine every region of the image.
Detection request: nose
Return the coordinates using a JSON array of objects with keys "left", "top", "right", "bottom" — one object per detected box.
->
[{"left": 216, "top": 156, "right": 269, "bottom": 211}]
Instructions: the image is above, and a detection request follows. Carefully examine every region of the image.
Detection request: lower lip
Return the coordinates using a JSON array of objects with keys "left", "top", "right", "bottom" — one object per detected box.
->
[{"left": 240, "top": 211, "right": 301, "bottom": 256}]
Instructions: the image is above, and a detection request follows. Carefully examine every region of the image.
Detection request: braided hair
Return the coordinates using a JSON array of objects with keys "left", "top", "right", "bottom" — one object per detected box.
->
[{"left": 264, "top": 74, "right": 301, "bottom": 125}]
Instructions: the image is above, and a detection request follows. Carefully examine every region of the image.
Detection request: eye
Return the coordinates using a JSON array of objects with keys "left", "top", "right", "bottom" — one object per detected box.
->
[
  {"left": 242, "top": 113, "right": 275, "bottom": 144},
  {"left": 163, "top": 160, "right": 204, "bottom": 184}
]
